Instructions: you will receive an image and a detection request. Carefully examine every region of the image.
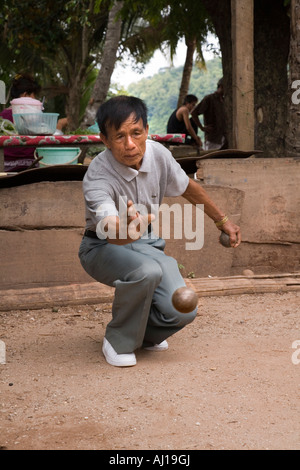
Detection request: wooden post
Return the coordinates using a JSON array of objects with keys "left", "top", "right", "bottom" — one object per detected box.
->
[
  {"left": 231, "top": 0, "right": 254, "bottom": 150},
  {"left": 0, "top": 148, "right": 4, "bottom": 172}
]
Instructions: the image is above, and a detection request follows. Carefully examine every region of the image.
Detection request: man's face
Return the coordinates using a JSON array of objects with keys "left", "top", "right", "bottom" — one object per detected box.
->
[
  {"left": 187, "top": 101, "right": 197, "bottom": 112},
  {"left": 100, "top": 114, "right": 149, "bottom": 170}
]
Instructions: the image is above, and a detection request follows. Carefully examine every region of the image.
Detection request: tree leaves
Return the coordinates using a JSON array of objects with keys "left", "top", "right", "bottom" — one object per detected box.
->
[{"left": 128, "top": 57, "right": 222, "bottom": 134}]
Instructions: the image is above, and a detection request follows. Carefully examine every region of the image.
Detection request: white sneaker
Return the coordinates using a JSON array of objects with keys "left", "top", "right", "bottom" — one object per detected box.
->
[
  {"left": 144, "top": 340, "right": 169, "bottom": 351},
  {"left": 102, "top": 338, "right": 136, "bottom": 367}
]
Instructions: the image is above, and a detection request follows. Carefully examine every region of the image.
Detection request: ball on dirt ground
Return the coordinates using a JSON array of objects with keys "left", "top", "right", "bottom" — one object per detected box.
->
[
  {"left": 171, "top": 287, "right": 198, "bottom": 314},
  {"left": 243, "top": 269, "right": 254, "bottom": 277}
]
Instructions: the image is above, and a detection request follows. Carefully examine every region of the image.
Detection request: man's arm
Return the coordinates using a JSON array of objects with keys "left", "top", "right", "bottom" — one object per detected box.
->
[
  {"left": 191, "top": 98, "right": 213, "bottom": 134},
  {"left": 191, "top": 107, "right": 205, "bottom": 132},
  {"left": 182, "top": 178, "right": 241, "bottom": 247},
  {"left": 180, "top": 108, "right": 202, "bottom": 147}
]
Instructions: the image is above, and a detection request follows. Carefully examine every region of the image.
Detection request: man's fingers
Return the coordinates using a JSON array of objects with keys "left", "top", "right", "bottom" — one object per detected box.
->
[
  {"left": 222, "top": 220, "right": 242, "bottom": 248},
  {"left": 148, "top": 213, "right": 155, "bottom": 224},
  {"left": 127, "top": 212, "right": 156, "bottom": 240},
  {"left": 127, "top": 200, "right": 137, "bottom": 218},
  {"left": 230, "top": 229, "right": 241, "bottom": 247},
  {"left": 234, "top": 229, "right": 242, "bottom": 247}
]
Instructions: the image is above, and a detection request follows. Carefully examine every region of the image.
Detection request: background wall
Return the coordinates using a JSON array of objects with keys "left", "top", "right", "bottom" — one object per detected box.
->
[{"left": 0, "top": 157, "right": 299, "bottom": 290}]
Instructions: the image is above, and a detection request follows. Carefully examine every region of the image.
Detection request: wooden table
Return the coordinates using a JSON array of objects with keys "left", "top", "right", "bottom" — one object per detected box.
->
[{"left": 0, "top": 133, "right": 186, "bottom": 172}]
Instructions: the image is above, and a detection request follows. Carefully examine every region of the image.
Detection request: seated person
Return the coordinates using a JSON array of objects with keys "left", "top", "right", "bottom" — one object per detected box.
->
[
  {"left": 0, "top": 74, "right": 41, "bottom": 172},
  {"left": 167, "top": 94, "right": 202, "bottom": 148},
  {"left": 0, "top": 74, "right": 68, "bottom": 172},
  {"left": 54, "top": 117, "right": 69, "bottom": 135}
]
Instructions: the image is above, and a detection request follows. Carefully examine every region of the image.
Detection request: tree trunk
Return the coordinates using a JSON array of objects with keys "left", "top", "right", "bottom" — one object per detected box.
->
[
  {"left": 66, "top": 77, "right": 85, "bottom": 130},
  {"left": 286, "top": 0, "right": 300, "bottom": 157},
  {"left": 64, "top": 1, "right": 95, "bottom": 130},
  {"left": 177, "top": 37, "right": 197, "bottom": 108},
  {"left": 81, "top": 0, "right": 124, "bottom": 128},
  {"left": 201, "top": 0, "right": 233, "bottom": 146},
  {"left": 231, "top": 0, "right": 254, "bottom": 150},
  {"left": 254, "top": 0, "right": 290, "bottom": 156},
  {"left": 201, "top": 0, "right": 290, "bottom": 156}
]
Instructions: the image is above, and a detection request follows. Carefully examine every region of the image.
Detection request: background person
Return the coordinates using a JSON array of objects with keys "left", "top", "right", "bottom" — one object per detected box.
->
[
  {"left": 0, "top": 74, "right": 41, "bottom": 172},
  {"left": 191, "top": 78, "right": 228, "bottom": 150},
  {"left": 0, "top": 73, "right": 68, "bottom": 171},
  {"left": 167, "top": 94, "right": 202, "bottom": 147},
  {"left": 79, "top": 95, "right": 241, "bottom": 368}
]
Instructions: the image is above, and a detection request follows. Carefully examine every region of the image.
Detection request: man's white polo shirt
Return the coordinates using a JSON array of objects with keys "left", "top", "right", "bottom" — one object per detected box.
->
[{"left": 83, "top": 139, "right": 189, "bottom": 231}]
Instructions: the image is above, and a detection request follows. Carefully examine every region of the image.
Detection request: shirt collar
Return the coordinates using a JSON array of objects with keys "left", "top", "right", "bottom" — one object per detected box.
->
[{"left": 106, "top": 140, "right": 152, "bottom": 182}]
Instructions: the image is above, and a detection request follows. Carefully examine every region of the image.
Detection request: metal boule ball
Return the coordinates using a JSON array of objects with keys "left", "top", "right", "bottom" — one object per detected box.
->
[
  {"left": 219, "top": 231, "right": 232, "bottom": 248},
  {"left": 171, "top": 287, "right": 198, "bottom": 314}
]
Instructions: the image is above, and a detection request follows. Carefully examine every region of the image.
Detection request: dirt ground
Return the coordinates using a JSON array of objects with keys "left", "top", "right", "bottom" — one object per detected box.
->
[{"left": 0, "top": 290, "right": 299, "bottom": 451}]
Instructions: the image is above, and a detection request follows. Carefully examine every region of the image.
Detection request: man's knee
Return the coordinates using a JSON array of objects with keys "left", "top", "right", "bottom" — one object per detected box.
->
[
  {"left": 126, "top": 259, "right": 163, "bottom": 286},
  {"left": 175, "top": 306, "right": 198, "bottom": 328}
]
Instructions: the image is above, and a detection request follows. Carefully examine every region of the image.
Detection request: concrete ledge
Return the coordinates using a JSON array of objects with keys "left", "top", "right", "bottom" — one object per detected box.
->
[
  {"left": 0, "top": 182, "right": 244, "bottom": 289},
  {"left": 1, "top": 157, "right": 299, "bottom": 290}
]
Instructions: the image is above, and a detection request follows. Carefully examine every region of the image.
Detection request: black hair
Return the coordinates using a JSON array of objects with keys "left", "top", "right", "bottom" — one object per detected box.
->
[
  {"left": 10, "top": 73, "right": 41, "bottom": 99},
  {"left": 183, "top": 94, "right": 198, "bottom": 104},
  {"left": 217, "top": 77, "right": 224, "bottom": 88},
  {"left": 96, "top": 95, "right": 148, "bottom": 137}
]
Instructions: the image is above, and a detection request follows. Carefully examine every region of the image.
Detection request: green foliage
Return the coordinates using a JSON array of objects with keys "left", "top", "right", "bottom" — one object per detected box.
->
[
  {"left": 0, "top": 117, "right": 17, "bottom": 135},
  {"left": 120, "top": 0, "right": 214, "bottom": 66},
  {"left": 0, "top": 0, "right": 218, "bottom": 127},
  {"left": 127, "top": 57, "right": 222, "bottom": 134}
]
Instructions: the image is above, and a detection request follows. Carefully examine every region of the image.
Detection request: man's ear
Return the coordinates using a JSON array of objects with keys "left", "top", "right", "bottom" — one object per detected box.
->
[{"left": 100, "top": 132, "right": 109, "bottom": 149}]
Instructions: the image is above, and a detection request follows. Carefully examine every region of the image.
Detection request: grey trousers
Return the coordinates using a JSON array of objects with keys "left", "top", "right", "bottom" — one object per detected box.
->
[{"left": 78, "top": 234, "right": 197, "bottom": 354}]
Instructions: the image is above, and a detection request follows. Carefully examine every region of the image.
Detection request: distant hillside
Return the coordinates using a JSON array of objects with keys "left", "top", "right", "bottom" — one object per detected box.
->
[{"left": 127, "top": 57, "right": 222, "bottom": 135}]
